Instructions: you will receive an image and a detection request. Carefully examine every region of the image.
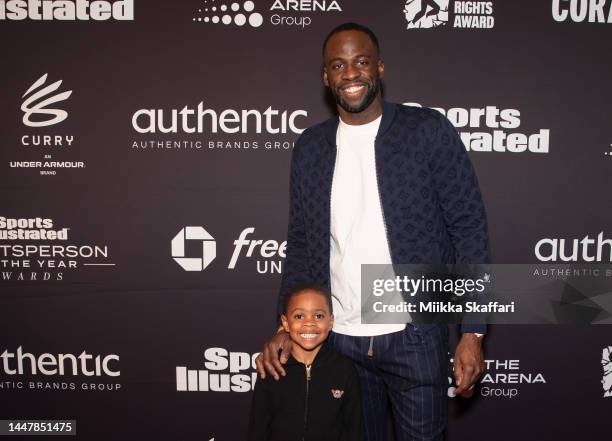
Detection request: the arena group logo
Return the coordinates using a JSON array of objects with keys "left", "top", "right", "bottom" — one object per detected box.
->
[
  {"left": 552, "top": 0, "right": 612, "bottom": 24},
  {"left": 192, "top": 0, "right": 263, "bottom": 28},
  {"left": 603, "top": 346, "right": 612, "bottom": 397},
  {"left": 131, "top": 101, "right": 307, "bottom": 152},
  {"left": 0, "top": 216, "right": 114, "bottom": 282},
  {"left": 404, "top": 0, "right": 495, "bottom": 29},
  {"left": 0, "top": 346, "right": 122, "bottom": 392},
  {"left": 10, "top": 74, "right": 85, "bottom": 176},
  {"left": 535, "top": 232, "right": 612, "bottom": 262},
  {"left": 192, "top": 0, "right": 342, "bottom": 29},
  {"left": 176, "top": 347, "right": 258, "bottom": 392},
  {"left": 448, "top": 358, "right": 546, "bottom": 399},
  {"left": 0, "top": 0, "right": 134, "bottom": 21},
  {"left": 171, "top": 226, "right": 285, "bottom": 274},
  {"left": 404, "top": 102, "right": 550, "bottom": 154}
]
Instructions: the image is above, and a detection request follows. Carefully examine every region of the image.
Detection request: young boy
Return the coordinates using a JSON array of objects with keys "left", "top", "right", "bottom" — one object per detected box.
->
[{"left": 248, "top": 283, "right": 363, "bottom": 441}]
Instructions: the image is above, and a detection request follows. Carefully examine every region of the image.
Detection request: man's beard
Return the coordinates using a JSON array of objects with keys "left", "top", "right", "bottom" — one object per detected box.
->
[{"left": 332, "top": 78, "right": 381, "bottom": 113}]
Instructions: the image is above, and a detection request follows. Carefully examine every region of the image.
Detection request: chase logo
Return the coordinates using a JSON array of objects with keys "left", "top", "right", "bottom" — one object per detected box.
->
[
  {"left": 171, "top": 227, "right": 217, "bottom": 271},
  {"left": 21, "top": 74, "right": 72, "bottom": 128}
]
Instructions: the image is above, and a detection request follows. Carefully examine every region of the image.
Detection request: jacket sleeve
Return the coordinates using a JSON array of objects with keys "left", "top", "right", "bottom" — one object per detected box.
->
[
  {"left": 247, "top": 377, "right": 272, "bottom": 441},
  {"left": 428, "top": 112, "right": 491, "bottom": 334},
  {"left": 277, "top": 131, "right": 313, "bottom": 319},
  {"left": 342, "top": 364, "right": 364, "bottom": 441}
]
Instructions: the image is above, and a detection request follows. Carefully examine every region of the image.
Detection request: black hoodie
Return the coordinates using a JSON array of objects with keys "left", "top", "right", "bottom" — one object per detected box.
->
[{"left": 248, "top": 343, "right": 363, "bottom": 441}]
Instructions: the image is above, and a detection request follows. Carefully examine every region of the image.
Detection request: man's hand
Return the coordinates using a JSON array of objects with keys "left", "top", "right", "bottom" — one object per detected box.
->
[
  {"left": 255, "top": 329, "right": 293, "bottom": 381},
  {"left": 453, "top": 333, "right": 484, "bottom": 397}
]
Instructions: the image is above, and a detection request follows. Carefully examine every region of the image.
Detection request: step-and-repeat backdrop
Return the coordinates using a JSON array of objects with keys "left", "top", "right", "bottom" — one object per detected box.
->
[{"left": 1, "top": 0, "right": 611, "bottom": 439}]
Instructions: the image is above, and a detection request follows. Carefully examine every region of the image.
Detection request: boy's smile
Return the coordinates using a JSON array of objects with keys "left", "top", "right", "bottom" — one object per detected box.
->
[{"left": 281, "top": 290, "right": 333, "bottom": 364}]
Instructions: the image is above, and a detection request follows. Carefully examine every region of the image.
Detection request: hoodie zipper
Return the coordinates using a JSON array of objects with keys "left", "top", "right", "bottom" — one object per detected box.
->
[{"left": 302, "top": 364, "right": 312, "bottom": 441}]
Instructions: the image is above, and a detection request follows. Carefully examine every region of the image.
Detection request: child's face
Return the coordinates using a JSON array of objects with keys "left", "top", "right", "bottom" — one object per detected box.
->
[{"left": 281, "top": 290, "right": 333, "bottom": 353}]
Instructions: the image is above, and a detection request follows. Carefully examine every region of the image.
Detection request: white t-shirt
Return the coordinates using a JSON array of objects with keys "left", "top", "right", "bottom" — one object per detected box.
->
[{"left": 330, "top": 115, "right": 406, "bottom": 336}]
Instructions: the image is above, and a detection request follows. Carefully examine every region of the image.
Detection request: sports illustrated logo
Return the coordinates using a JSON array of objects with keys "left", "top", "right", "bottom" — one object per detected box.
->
[
  {"left": 603, "top": 346, "right": 612, "bottom": 397},
  {"left": 404, "top": 0, "right": 449, "bottom": 28},
  {"left": 0, "top": 216, "right": 114, "bottom": 282},
  {"left": 21, "top": 73, "right": 72, "bottom": 128},
  {"left": 0, "top": 0, "right": 134, "bottom": 21},
  {"left": 131, "top": 102, "right": 308, "bottom": 152},
  {"left": 404, "top": 0, "right": 495, "bottom": 30},
  {"left": 0, "top": 346, "right": 122, "bottom": 392},
  {"left": 404, "top": 102, "right": 550, "bottom": 154},
  {"left": 192, "top": 0, "right": 263, "bottom": 28},
  {"left": 192, "top": 0, "right": 342, "bottom": 29},
  {"left": 171, "top": 227, "right": 216, "bottom": 272},
  {"left": 535, "top": 233, "right": 612, "bottom": 262},
  {"left": 448, "top": 358, "right": 546, "bottom": 399},
  {"left": 552, "top": 0, "right": 612, "bottom": 24},
  {"left": 176, "top": 347, "right": 258, "bottom": 392}
]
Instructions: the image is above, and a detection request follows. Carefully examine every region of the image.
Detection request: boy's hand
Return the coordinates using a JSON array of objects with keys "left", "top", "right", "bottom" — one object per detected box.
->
[{"left": 255, "top": 329, "right": 293, "bottom": 381}]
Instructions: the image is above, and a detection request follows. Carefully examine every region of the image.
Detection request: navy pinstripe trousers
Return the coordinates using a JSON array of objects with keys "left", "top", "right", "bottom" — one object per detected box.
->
[{"left": 328, "top": 324, "right": 449, "bottom": 441}]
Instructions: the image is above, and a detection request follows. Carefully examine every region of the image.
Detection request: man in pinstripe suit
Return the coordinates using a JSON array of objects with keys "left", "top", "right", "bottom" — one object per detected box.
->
[{"left": 256, "top": 22, "right": 488, "bottom": 441}]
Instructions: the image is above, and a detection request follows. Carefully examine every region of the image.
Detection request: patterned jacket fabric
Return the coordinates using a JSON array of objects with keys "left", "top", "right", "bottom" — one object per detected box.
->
[{"left": 278, "top": 101, "right": 490, "bottom": 333}]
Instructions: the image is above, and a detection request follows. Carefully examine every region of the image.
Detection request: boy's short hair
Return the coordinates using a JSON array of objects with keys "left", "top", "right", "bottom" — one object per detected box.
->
[{"left": 283, "top": 283, "right": 334, "bottom": 315}]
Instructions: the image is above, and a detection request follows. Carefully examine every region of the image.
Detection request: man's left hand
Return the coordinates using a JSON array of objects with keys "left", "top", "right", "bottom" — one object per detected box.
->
[{"left": 453, "top": 333, "right": 484, "bottom": 397}]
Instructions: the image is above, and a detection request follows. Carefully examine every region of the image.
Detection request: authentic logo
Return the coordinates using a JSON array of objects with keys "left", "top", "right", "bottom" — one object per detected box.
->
[
  {"left": 404, "top": 0, "right": 495, "bottom": 30},
  {"left": 603, "top": 346, "right": 612, "bottom": 397},
  {"left": 193, "top": 0, "right": 263, "bottom": 28},
  {"left": 0, "top": 346, "right": 121, "bottom": 392},
  {"left": 131, "top": 102, "right": 307, "bottom": 152},
  {"left": 171, "top": 227, "right": 217, "bottom": 271},
  {"left": 0, "top": 216, "right": 113, "bottom": 282},
  {"left": 448, "top": 358, "right": 546, "bottom": 399},
  {"left": 0, "top": 0, "right": 134, "bottom": 21},
  {"left": 192, "top": 0, "right": 342, "bottom": 29},
  {"left": 404, "top": 102, "right": 550, "bottom": 154},
  {"left": 535, "top": 232, "right": 612, "bottom": 262},
  {"left": 21, "top": 73, "right": 72, "bottom": 128},
  {"left": 176, "top": 347, "right": 258, "bottom": 392},
  {"left": 552, "top": 0, "right": 612, "bottom": 24}
]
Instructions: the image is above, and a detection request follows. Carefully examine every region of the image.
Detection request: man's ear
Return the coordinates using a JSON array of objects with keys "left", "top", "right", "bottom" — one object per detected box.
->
[
  {"left": 378, "top": 58, "right": 385, "bottom": 79},
  {"left": 281, "top": 314, "right": 290, "bottom": 333},
  {"left": 323, "top": 67, "right": 329, "bottom": 87}
]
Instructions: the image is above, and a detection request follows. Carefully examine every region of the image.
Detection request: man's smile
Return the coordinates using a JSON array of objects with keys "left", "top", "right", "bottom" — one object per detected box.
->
[{"left": 339, "top": 82, "right": 368, "bottom": 98}]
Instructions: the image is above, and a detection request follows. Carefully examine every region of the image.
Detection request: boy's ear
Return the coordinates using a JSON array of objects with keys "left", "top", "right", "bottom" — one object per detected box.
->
[{"left": 281, "top": 314, "right": 290, "bottom": 333}]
